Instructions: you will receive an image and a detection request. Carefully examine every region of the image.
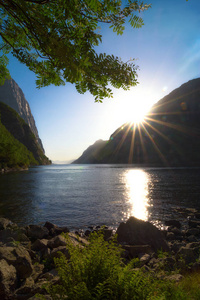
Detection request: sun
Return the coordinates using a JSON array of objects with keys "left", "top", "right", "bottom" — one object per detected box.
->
[
  {"left": 125, "top": 97, "right": 153, "bottom": 125},
  {"left": 129, "top": 104, "right": 148, "bottom": 124},
  {"left": 111, "top": 88, "right": 157, "bottom": 127}
]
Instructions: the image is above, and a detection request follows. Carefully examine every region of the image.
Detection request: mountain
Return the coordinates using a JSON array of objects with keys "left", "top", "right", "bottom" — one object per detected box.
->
[
  {"left": 0, "top": 79, "right": 44, "bottom": 152},
  {"left": 73, "top": 140, "right": 107, "bottom": 164},
  {"left": 0, "top": 112, "right": 38, "bottom": 169},
  {"left": 73, "top": 78, "right": 200, "bottom": 166},
  {"left": 0, "top": 102, "right": 51, "bottom": 168}
]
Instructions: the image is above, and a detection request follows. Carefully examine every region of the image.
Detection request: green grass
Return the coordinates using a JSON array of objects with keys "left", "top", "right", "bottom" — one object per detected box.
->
[{"left": 38, "top": 231, "right": 200, "bottom": 300}]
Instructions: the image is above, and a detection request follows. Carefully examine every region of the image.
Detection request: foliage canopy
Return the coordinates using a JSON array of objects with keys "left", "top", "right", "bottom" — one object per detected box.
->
[{"left": 0, "top": 0, "right": 150, "bottom": 101}]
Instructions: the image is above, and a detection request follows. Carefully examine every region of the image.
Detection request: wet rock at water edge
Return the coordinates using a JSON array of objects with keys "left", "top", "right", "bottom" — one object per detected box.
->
[{"left": 116, "top": 216, "right": 169, "bottom": 252}]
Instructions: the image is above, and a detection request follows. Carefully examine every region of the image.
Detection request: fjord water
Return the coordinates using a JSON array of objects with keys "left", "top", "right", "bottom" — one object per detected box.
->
[{"left": 0, "top": 165, "right": 200, "bottom": 230}]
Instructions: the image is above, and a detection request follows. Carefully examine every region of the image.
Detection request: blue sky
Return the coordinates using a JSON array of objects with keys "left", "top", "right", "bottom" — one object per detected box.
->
[{"left": 6, "top": 0, "right": 200, "bottom": 162}]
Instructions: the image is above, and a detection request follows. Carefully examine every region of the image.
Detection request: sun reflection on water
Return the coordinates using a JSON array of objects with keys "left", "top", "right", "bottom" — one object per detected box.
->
[{"left": 124, "top": 169, "right": 150, "bottom": 221}]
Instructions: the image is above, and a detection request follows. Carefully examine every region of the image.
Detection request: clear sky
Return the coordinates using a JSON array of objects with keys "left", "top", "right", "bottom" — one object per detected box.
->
[{"left": 6, "top": 0, "right": 200, "bottom": 163}]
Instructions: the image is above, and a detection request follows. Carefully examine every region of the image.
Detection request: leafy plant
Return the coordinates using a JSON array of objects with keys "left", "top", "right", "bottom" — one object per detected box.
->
[{"left": 42, "top": 231, "right": 183, "bottom": 299}]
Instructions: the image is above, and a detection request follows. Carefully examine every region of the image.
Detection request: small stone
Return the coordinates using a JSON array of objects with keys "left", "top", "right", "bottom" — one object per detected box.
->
[{"left": 139, "top": 253, "right": 151, "bottom": 264}]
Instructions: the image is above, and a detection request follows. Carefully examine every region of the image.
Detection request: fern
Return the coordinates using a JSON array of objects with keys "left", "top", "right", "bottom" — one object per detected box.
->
[{"left": 43, "top": 231, "right": 192, "bottom": 300}]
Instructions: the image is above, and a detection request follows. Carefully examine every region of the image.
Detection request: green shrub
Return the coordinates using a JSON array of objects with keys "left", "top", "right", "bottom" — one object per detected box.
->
[{"left": 38, "top": 231, "right": 200, "bottom": 300}]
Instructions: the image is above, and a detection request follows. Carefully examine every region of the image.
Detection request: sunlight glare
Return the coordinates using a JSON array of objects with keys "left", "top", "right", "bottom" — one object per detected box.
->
[
  {"left": 125, "top": 169, "right": 150, "bottom": 221},
  {"left": 111, "top": 88, "right": 158, "bottom": 127}
]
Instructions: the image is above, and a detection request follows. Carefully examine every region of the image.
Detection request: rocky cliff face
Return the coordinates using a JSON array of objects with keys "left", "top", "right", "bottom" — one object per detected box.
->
[
  {"left": 0, "top": 102, "right": 51, "bottom": 166},
  {"left": 0, "top": 79, "right": 44, "bottom": 152},
  {"left": 73, "top": 78, "right": 200, "bottom": 166}
]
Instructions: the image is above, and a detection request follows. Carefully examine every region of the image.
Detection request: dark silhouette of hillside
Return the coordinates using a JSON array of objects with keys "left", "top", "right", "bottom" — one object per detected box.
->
[
  {"left": 0, "top": 102, "right": 51, "bottom": 168},
  {"left": 73, "top": 78, "right": 200, "bottom": 166}
]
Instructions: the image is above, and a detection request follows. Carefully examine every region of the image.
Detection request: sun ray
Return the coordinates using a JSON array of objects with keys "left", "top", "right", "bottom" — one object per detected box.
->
[
  {"left": 145, "top": 116, "right": 196, "bottom": 136},
  {"left": 141, "top": 123, "right": 169, "bottom": 165},
  {"left": 128, "top": 123, "right": 137, "bottom": 163},
  {"left": 143, "top": 119, "right": 176, "bottom": 145},
  {"left": 151, "top": 88, "right": 199, "bottom": 112},
  {"left": 142, "top": 119, "right": 187, "bottom": 161},
  {"left": 138, "top": 125, "right": 148, "bottom": 162},
  {"left": 113, "top": 123, "right": 133, "bottom": 155}
]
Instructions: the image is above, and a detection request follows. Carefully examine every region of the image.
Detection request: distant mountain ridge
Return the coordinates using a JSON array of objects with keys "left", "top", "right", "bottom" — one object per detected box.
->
[
  {"left": 73, "top": 78, "right": 200, "bottom": 166},
  {"left": 0, "top": 79, "right": 44, "bottom": 152}
]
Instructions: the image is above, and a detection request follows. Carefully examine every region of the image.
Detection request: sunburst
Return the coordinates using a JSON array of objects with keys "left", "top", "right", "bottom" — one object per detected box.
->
[{"left": 111, "top": 93, "right": 199, "bottom": 166}]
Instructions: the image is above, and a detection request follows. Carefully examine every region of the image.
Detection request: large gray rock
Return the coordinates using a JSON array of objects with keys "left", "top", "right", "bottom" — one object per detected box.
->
[
  {"left": 116, "top": 217, "right": 169, "bottom": 252},
  {"left": 0, "top": 259, "right": 17, "bottom": 299},
  {"left": 0, "top": 245, "right": 33, "bottom": 279}
]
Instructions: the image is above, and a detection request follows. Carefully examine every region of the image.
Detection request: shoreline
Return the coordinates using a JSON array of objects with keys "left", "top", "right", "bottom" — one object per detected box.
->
[
  {"left": 1, "top": 212, "right": 200, "bottom": 298},
  {"left": 0, "top": 166, "right": 29, "bottom": 174}
]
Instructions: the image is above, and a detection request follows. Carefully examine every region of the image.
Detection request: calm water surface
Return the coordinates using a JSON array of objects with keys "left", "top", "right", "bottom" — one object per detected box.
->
[{"left": 0, "top": 165, "right": 200, "bottom": 230}]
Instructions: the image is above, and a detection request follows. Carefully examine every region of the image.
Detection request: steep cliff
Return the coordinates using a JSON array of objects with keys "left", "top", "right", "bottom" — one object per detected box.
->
[
  {"left": 0, "top": 102, "right": 51, "bottom": 166},
  {"left": 73, "top": 78, "right": 200, "bottom": 166},
  {"left": 0, "top": 79, "right": 44, "bottom": 152}
]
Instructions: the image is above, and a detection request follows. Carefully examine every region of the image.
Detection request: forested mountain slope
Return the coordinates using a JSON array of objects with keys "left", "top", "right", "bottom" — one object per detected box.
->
[{"left": 0, "top": 102, "right": 51, "bottom": 169}]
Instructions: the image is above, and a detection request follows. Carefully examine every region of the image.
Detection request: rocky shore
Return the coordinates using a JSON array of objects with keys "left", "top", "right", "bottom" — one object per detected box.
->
[
  {"left": 0, "top": 167, "right": 29, "bottom": 174},
  {"left": 1, "top": 209, "right": 200, "bottom": 299}
]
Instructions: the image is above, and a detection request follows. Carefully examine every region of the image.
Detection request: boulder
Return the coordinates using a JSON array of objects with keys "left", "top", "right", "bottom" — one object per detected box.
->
[
  {"left": 26, "top": 225, "right": 49, "bottom": 240},
  {"left": 0, "top": 259, "right": 17, "bottom": 299},
  {"left": 0, "top": 245, "right": 33, "bottom": 279},
  {"left": 14, "top": 276, "right": 35, "bottom": 298},
  {"left": 116, "top": 217, "right": 169, "bottom": 252},
  {"left": 44, "top": 221, "right": 69, "bottom": 237},
  {"left": 47, "top": 235, "right": 67, "bottom": 249},
  {"left": 31, "top": 239, "right": 49, "bottom": 251},
  {"left": 0, "top": 218, "right": 12, "bottom": 230},
  {"left": 68, "top": 232, "right": 89, "bottom": 247},
  {"left": 32, "top": 263, "right": 45, "bottom": 281},
  {"left": 50, "top": 246, "right": 70, "bottom": 260}
]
